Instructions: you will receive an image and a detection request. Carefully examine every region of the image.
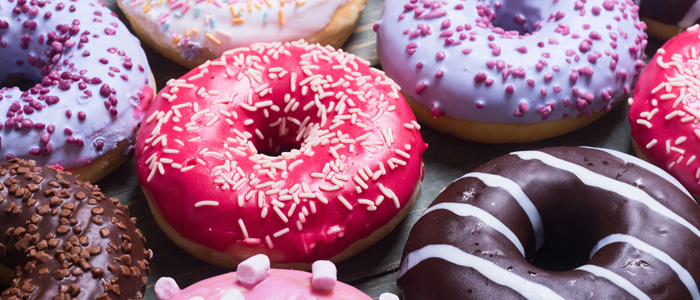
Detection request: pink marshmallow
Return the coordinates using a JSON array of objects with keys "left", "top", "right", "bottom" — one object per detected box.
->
[
  {"left": 311, "top": 260, "right": 337, "bottom": 291},
  {"left": 237, "top": 254, "right": 271, "bottom": 285},
  {"left": 154, "top": 277, "right": 181, "bottom": 300},
  {"left": 379, "top": 293, "right": 399, "bottom": 300}
]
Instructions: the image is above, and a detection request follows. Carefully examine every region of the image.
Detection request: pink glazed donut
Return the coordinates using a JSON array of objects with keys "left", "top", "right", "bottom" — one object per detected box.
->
[
  {"left": 629, "top": 24, "right": 700, "bottom": 197},
  {"left": 0, "top": 0, "right": 154, "bottom": 182},
  {"left": 154, "top": 254, "right": 396, "bottom": 300},
  {"left": 135, "top": 40, "right": 426, "bottom": 269},
  {"left": 375, "top": 0, "right": 647, "bottom": 143}
]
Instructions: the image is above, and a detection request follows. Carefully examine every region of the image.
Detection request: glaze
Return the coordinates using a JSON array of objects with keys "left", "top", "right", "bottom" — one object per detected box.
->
[
  {"left": 135, "top": 40, "right": 427, "bottom": 265},
  {"left": 154, "top": 254, "right": 376, "bottom": 300},
  {"left": 399, "top": 147, "right": 700, "bottom": 299},
  {"left": 0, "top": 0, "right": 153, "bottom": 170},
  {"left": 630, "top": 24, "right": 700, "bottom": 196},
  {"left": 376, "top": 0, "right": 646, "bottom": 123},
  {"left": 118, "top": 0, "right": 350, "bottom": 63}
]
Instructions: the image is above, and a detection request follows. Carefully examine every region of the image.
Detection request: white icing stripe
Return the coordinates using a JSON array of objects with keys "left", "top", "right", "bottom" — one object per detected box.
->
[
  {"left": 512, "top": 151, "right": 700, "bottom": 240},
  {"left": 423, "top": 203, "right": 526, "bottom": 257},
  {"left": 455, "top": 172, "right": 544, "bottom": 250},
  {"left": 576, "top": 264, "right": 651, "bottom": 300},
  {"left": 582, "top": 146, "right": 695, "bottom": 201},
  {"left": 590, "top": 234, "right": 699, "bottom": 300},
  {"left": 397, "top": 244, "right": 565, "bottom": 300}
]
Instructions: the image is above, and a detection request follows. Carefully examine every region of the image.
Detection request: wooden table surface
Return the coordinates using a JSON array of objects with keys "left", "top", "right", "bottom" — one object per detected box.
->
[{"left": 95, "top": 0, "right": 662, "bottom": 298}]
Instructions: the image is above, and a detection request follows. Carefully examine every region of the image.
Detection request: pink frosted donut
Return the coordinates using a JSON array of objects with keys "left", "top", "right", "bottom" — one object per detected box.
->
[
  {"left": 154, "top": 254, "right": 379, "bottom": 300},
  {"left": 629, "top": 24, "right": 700, "bottom": 197},
  {"left": 0, "top": 0, "right": 154, "bottom": 182},
  {"left": 375, "top": 0, "right": 647, "bottom": 143},
  {"left": 135, "top": 40, "right": 427, "bottom": 268}
]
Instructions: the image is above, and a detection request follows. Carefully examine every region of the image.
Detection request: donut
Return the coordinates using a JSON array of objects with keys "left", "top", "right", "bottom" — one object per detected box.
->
[
  {"left": 154, "top": 253, "right": 395, "bottom": 299},
  {"left": 134, "top": 40, "right": 427, "bottom": 268},
  {"left": 629, "top": 24, "right": 700, "bottom": 198},
  {"left": 397, "top": 146, "right": 700, "bottom": 299},
  {"left": 0, "top": 0, "right": 155, "bottom": 183},
  {"left": 0, "top": 159, "right": 152, "bottom": 299},
  {"left": 636, "top": 0, "right": 700, "bottom": 40},
  {"left": 117, "top": 0, "right": 367, "bottom": 69},
  {"left": 375, "top": 0, "right": 648, "bottom": 143}
]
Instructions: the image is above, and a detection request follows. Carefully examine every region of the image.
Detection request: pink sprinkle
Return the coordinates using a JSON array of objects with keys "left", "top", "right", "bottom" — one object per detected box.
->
[
  {"left": 570, "top": 72, "right": 579, "bottom": 82},
  {"left": 581, "top": 66, "right": 594, "bottom": 76},
  {"left": 406, "top": 42, "right": 418, "bottom": 49},
  {"left": 484, "top": 78, "right": 494, "bottom": 86},
  {"left": 580, "top": 91, "right": 594, "bottom": 101},
  {"left": 544, "top": 72, "right": 553, "bottom": 80},
  {"left": 589, "top": 31, "right": 601, "bottom": 40},
  {"left": 439, "top": 30, "right": 453, "bottom": 37},
  {"left": 441, "top": 19, "right": 451, "bottom": 29},
  {"left": 515, "top": 46, "right": 527, "bottom": 53},
  {"left": 555, "top": 11, "right": 565, "bottom": 21},
  {"left": 486, "top": 61, "right": 496, "bottom": 69},
  {"left": 540, "top": 87, "right": 547, "bottom": 95},
  {"left": 592, "top": 5, "right": 601, "bottom": 15},
  {"left": 513, "top": 108, "right": 523, "bottom": 117},
  {"left": 454, "top": 3, "right": 463, "bottom": 9},
  {"left": 421, "top": 9, "right": 446, "bottom": 19},
  {"left": 588, "top": 54, "right": 598, "bottom": 63},
  {"left": 603, "top": 0, "right": 615, "bottom": 10},
  {"left": 519, "top": 101, "right": 529, "bottom": 112},
  {"left": 416, "top": 62, "right": 424, "bottom": 68},
  {"left": 505, "top": 85, "right": 514, "bottom": 94},
  {"left": 238, "top": 254, "right": 270, "bottom": 285},
  {"left": 436, "top": 51, "right": 445, "bottom": 60},
  {"left": 476, "top": 102, "right": 484, "bottom": 108},
  {"left": 474, "top": 72, "right": 487, "bottom": 83},
  {"left": 461, "top": 48, "right": 472, "bottom": 55},
  {"left": 416, "top": 82, "right": 428, "bottom": 94},
  {"left": 553, "top": 85, "right": 562, "bottom": 93},
  {"left": 579, "top": 41, "right": 591, "bottom": 52},
  {"left": 527, "top": 79, "right": 535, "bottom": 87}
]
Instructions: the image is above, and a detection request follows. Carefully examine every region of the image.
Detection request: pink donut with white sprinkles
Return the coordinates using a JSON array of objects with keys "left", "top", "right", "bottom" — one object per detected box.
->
[
  {"left": 630, "top": 24, "right": 700, "bottom": 197},
  {"left": 375, "top": 0, "right": 648, "bottom": 143},
  {"left": 0, "top": 0, "right": 154, "bottom": 182},
  {"left": 135, "top": 40, "right": 426, "bottom": 268}
]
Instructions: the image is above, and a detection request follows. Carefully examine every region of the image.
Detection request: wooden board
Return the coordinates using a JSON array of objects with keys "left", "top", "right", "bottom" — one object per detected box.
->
[{"left": 95, "top": 0, "right": 659, "bottom": 298}]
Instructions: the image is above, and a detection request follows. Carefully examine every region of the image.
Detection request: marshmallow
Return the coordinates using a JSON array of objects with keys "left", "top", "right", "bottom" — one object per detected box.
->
[
  {"left": 311, "top": 260, "right": 337, "bottom": 291},
  {"left": 237, "top": 254, "right": 271, "bottom": 285},
  {"left": 155, "top": 277, "right": 181, "bottom": 300}
]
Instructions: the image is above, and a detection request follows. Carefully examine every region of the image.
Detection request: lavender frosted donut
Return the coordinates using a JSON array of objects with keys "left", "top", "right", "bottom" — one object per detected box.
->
[
  {"left": 0, "top": 0, "right": 154, "bottom": 182},
  {"left": 376, "top": 0, "right": 647, "bottom": 143}
]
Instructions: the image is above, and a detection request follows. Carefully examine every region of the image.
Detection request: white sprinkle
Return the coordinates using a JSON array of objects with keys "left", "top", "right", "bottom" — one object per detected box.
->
[
  {"left": 273, "top": 228, "right": 290, "bottom": 238},
  {"left": 646, "top": 139, "right": 658, "bottom": 149},
  {"left": 338, "top": 196, "right": 353, "bottom": 210}
]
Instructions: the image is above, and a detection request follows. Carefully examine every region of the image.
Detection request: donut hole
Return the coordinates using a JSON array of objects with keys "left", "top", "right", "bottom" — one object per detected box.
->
[
  {"left": 488, "top": 2, "right": 547, "bottom": 35},
  {"left": 1, "top": 74, "right": 40, "bottom": 92},
  {"left": 531, "top": 239, "right": 588, "bottom": 271}
]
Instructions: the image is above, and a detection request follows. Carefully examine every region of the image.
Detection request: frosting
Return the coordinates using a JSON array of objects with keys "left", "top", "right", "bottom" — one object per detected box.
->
[
  {"left": 398, "top": 147, "right": 700, "bottom": 299},
  {"left": 375, "top": 0, "right": 647, "bottom": 124},
  {"left": 118, "top": 0, "right": 349, "bottom": 61},
  {"left": 629, "top": 24, "right": 700, "bottom": 196},
  {"left": 590, "top": 234, "right": 700, "bottom": 299},
  {"left": 0, "top": 0, "right": 153, "bottom": 168},
  {"left": 155, "top": 254, "right": 372, "bottom": 300},
  {"left": 0, "top": 159, "right": 151, "bottom": 299},
  {"left": 135, "top": 40, "right": 427, "bottom": 264}
]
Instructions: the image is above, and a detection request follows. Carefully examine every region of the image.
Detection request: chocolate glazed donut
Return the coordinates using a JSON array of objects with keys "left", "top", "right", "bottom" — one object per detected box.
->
[
  {"left": 398, "top": 147, "right": 700, "bottom": 299},
  {"left": 0, "top": 159, "right": 151, "bottom": 299}
]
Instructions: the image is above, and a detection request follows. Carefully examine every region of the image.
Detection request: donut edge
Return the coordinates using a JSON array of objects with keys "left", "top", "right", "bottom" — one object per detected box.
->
[
  {"left": 117, "top": 0, "right": 368, "bottom": 69},
  {"left": 404, "top": 93, "right": 623, "bottom": 143},
  {"left": 143, "top": 161, "right": 423, "bottom": 270}
]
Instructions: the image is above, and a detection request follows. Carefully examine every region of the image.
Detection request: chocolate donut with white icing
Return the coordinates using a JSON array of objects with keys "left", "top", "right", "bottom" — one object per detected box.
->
[{"left": 398, "top": 146, "right": 700, "bottom": 299}]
